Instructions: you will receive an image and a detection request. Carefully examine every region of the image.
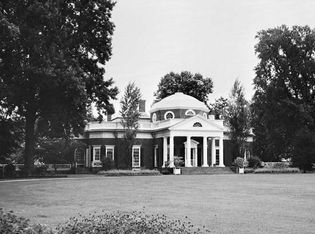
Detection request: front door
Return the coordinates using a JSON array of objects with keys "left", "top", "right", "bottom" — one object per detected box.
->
[{"left": 191, "top": 148, "right": 197, "bottom": 167}]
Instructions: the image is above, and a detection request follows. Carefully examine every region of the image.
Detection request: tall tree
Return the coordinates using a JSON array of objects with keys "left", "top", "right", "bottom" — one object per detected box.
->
[
  {"left": 120, "top": 82, "right": 142, "bottom": 168},
  {"left": 252, "top": 25, "right": 315, "bottom": 169},
  {"left": 226, "top": 80, "right": 251, "bottom": 159},
  {"left": 209, "top": 97, "right": 228, "bottom": 120},
  {"left": 154, "top": 71, "right": 213, "bottom": 103},
  {"left": 0, "top": 1, "right": 118, "bottom": 175}
]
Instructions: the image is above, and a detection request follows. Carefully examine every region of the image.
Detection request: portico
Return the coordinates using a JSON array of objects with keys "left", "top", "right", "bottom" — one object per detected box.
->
[{"left": 157, "top": 115, "right": 225, "bottom": 168}]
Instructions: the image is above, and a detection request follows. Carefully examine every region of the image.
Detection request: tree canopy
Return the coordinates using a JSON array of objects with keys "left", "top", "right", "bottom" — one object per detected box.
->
[
  {"left": 0, "top": 0, "right": 118, "bottom": 174},
  {"left": 225, "top": 80, "right": 251, "bottom": 159},
  {"left": 154, "top": 71, "right": 213, "bottom": 103},
  {"left": 252, "top": 25, "right": 315, "bottom": 169},
  {"left": 120, "top": 82, "right": 141, "bottom": 168}
]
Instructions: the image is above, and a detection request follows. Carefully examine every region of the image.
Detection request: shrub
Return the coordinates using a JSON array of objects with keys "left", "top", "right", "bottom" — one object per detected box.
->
[
  {"left": 254, "top": 168, "right": 300, "bottom": 173},
  {"left": 263, "top": 162, "right": 290, "bottom": 169},
  {"left": 101, "top": 157, "right": 115, "bottom": 171},
  {"left": 247, "top": 156, "right": 261, "bottom": 169},
  {"left": 0, "top": 208, "right": 53, "bottom": 234},
  {"left": 98, "top": 169, "right": 161, "bottom": 176},
  {"left": 56, "top": 210, "right": 210, "bottom": 234},
  {"left": 234, "top": 157, "right": 244, "bottom": 168},
  {"left": 4, "top": 164, "right": 16, "bottom": 178},
  {"left": 174, "top": 156, "right": 185, "bottom": 168}
]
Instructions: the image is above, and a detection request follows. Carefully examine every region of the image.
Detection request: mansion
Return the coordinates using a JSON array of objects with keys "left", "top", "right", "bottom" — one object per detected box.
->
[{"left": 77, "top": 92, "right": 253, "bottom": 170}]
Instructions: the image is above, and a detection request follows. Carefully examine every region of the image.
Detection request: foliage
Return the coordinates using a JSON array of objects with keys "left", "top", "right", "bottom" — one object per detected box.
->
[
  {"left": 209, "top": 97, "right": 228, "bottom": 119},
  {"left": 0, "top": 1, "right": 118, "bottom": 175},
  {"left": 226, "top": 80, "right": 251, "bottom": 159},
  {"left": 252, "top": 25, "right": 315, "bottom": 167},
  {"left": 247, "top": 156, "right": 261, "bottom": 169},
  {"left": 254, "top": 168, "right": 300, "bottom": 174},
  {"left": 263, "top": 162, "right": 290, "bottom": 169},
  {"left": 35, "top": 138, "right": 86, "bottom": 164},
  {"left": 154, "top": 71, "right": 213, "bottom": 103},
  {"left": 98, "top": 169, "right": 161, "bottom": 176},
  {"left": 174, "top": 156, "right": 185, "bottom": 168},
  {"left": 57, "top": 210, "right": 209, "bottom": 234},
  {"left": 4, "top": 163, "right": 16, "bottom": 178},
  {"left": 120, "top": 82, "right": 142, "bottom": 168},
  {"left": 101, "top": 157, "right": 115, "bottom": 171},
  {"left": 234, "top": 157, "right": 244, "bottom": 168},
  {"left": 0, "top": 208, "right": 53, "bottom": 234}
]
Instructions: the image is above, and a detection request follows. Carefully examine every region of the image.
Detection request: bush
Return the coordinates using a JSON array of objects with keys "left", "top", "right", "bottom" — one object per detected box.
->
[
  {"left": 263, "top": 162, "right": 290, "bottom": 169},
  {"left": 57, "top": 210, "right": 210, "bottom": 234},
  {"left": 98, "top": 169, "right": 161, "bottom": 176},
  {"left": 254, "top": 168, "right": 300, "bottom": 173},
  {"left": 4, "top": 164, "right": 16, "bottom": 178},
  {"left": 247, "top": 156, "right": 261, "bottom": 169},
  {"left": 101, "top": 157, "right": 115, "bottom": 171},
  {"left": 234, "top": 157, "right": 244, "bottom": 168},
  {"left": 0, "top": 208, "right": 52, "bottom": 234}
]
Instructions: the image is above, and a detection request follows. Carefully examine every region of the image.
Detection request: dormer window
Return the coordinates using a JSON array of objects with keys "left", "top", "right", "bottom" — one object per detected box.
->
[
  {"left": 185, "top": 109, "right": 196, "bottom": 116},
  {"left": 164, "top": 111, "right": 175, "bottom": 120},
  {"left": 193, "top": 122, "right": 202, "bottom": 127}
]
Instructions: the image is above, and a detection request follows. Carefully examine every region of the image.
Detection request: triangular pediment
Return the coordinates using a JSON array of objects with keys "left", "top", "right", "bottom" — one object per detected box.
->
[{"left": 169, "top": 115, "right": 224, "bottom": 132}]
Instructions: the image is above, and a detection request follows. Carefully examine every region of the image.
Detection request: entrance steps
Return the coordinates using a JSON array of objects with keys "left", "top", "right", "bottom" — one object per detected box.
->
[
  {"left": 75, "top": 167, "right": 92, "bottom": 174},
  {"left": 180, "top": 167, "right": 234, "bottom": 175}
]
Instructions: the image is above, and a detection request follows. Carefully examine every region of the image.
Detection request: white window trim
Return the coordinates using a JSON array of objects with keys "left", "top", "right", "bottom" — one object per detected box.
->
[
  {"left": 203, "top": 113, "right": 208, "bottom": 119},
  {"left": 185, "top": 109, "right": 196, "bottom": 116},
  {"left": 93, "top": 145, "right": 101, "bottom": 162},
  {"left": 152, "top": 113, "right": 157, "bottom": 123},
  {"left": 164, "top": 111, "right": 175, "bottom": 120},
  {"left": 105, "top": 145, "right": 115, "bottom": 161},
  {"left": 154, "top": 145, "right": 158, "bottom": 168},
  {"left": 132, "top": 145, "right": 141, "bottom": 168}
]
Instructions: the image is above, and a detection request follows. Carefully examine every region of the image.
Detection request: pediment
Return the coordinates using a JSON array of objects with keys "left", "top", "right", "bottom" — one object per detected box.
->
[{"left": 169, "top": 115, "right": 224, "bottom": 132}]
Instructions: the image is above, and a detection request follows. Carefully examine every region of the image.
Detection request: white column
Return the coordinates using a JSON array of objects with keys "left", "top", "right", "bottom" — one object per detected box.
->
[
  {"left": 219, "top": 137, "right": 225, "bottom": 167},
  {"left": 162, "top": 136, "right": 167, "bottom": 168},
  {"left": 202, "top": 136, "right": 209, "bottom": 167},
  {"left": 185, "top": 136, "right": 192, "bottom": 167},
  {"left": 169, "top": 135, "right": 175, "bottom": 168},
  {"left": 211, "top": 138, "right": 216, "bottom": 166}
]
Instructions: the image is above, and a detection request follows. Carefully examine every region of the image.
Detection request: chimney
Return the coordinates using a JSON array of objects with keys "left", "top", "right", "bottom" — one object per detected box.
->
[{"left": 139, "top": 100, "right": 146, "bottom": 113}]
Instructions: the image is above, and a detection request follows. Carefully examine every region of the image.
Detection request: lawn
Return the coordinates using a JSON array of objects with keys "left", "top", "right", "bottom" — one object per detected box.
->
[{"left": 0, "top": 174, "right": 314, "bottom": 233}]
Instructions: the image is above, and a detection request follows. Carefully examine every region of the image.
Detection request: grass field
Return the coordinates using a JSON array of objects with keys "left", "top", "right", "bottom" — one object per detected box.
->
[{"left": 0, "top": 174, "right": 314, "bottom": 233}]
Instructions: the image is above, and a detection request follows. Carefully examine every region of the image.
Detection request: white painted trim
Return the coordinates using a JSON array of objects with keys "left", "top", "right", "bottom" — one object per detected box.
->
[
  {"left": 164, "top": 111, "right": 175, "bottom": 120},
  {"left": 152, "top": 113, "right": 157, "bottom": 123},
  {"left": 132, "top": 145, "right": 141, "bottom": 168},
  {"left": 185, "top": 109, "right": 196, "bottom": 116},
  {"left": 154, "top": 145, "right": 158, "bottom": 168},
  {"left": 105, "top": 145, "right": 115, "bottom": 161}
]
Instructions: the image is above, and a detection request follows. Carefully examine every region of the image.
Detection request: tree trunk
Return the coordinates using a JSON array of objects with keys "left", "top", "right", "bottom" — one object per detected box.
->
[{"left": 24, "top": 111, "right": 37, "bottom": 177}]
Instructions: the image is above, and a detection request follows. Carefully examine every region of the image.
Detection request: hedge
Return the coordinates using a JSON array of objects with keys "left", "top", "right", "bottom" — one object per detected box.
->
[
  {"left": 254, "top": 168, "right": 300, "bottom": 174},
  {"left": 98, "top": 169, "right": 161, "bottom": 176}
]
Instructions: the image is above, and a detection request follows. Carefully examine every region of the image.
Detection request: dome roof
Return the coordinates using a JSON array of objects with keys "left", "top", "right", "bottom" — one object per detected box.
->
[{"left": 150, "top": 92, "right": 209, "bottom": 113}]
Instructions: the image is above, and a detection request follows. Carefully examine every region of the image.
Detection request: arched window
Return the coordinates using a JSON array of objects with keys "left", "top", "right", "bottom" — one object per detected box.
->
[
  {"left": 203, "top": 113, "right": 207, "bottom": 119},
  {"left": 164, "top": 111, "right": 175, "bottom": 120},
  {"left": 193, "top": 122, "right": 202, "bottom": 127},
  {"left": 185, "top": 109, "right": 196, "bottom": 116},
  {"left": 152, "top": 113, "right": 157, "bottom": 123}
]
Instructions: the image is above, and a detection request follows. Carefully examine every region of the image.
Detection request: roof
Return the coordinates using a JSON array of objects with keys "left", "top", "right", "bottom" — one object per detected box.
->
[{"left": 150, "top": 92, "right": 209, "bottom": 113}]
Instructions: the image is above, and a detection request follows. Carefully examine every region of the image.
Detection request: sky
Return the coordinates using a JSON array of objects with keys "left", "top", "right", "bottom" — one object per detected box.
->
[{"left": 103, "top": 0, "right": 315, "bottom": 115}]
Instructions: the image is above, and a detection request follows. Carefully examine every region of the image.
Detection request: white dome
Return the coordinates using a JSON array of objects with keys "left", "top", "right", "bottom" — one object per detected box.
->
[{"left": 150, "top": 92, "right": 209, "bottom": 113}]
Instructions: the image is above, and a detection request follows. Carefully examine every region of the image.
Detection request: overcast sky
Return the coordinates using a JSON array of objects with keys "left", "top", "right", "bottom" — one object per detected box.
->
[{"left": 103, "top": 0, "right": 315, "bottom": 114}]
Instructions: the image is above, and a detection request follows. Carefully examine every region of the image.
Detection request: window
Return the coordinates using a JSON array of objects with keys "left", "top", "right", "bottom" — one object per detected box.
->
[
  {"left": 93, "top": 146, "right": 101, "bottom": 161},
  {"left": 152, "top": 113, "right": 157, "bottom": 123},
  {"left": 164, "top": 111, "right": 174, "bottom": 120},
  {"left": 154, "top": 145, "right": 158, "bottom": 168},
  {"left": 185, "top": 109, "right": 195, "bottom": 116},
  {"left": 203, "top": 113, "right": 207, "bottom": 119},
  {"left": 132, "top": 145, "right": 141, "bottom": 168},
  {"left": 106, "top": 145, "right": 115, "bottom": 161},
  {"left": 215, "top": 139, "right": 219, "bottom": 147},
  {"left": 193, "top": 122, "right": 202, "bottom": 127}
]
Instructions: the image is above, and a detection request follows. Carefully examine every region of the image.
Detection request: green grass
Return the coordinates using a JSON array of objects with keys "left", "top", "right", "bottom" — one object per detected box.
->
[{"left": 0, "top": 174, "right": 315, "bottom": 233}]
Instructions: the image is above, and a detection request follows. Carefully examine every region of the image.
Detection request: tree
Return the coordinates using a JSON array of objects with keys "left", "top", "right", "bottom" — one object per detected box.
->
[
  {"left": 154, "top": 71, "right": 213, "bottom": 103},
  {"left": 252, "top": 25, "right": 315, "bottom": 170},
  {"left": 226, "top": 80, "right": 251, "bottom": 159},
  {"left": 120, "top": 82, "right": 142, "bottom": 168},
  {"left": 0, "top": 1, "right": 118, "bottom": 175},
  {"left": 209, "top": 97, "right": 228, "bottom": 120}
]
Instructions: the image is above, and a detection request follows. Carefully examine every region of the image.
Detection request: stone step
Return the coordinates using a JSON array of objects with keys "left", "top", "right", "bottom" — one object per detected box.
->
[
  {"left": 75, "top": 167, "right": 92, "bottom": 174},
  {"left": 180, "top": 167, "right": 234, "bottom": 175}
]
